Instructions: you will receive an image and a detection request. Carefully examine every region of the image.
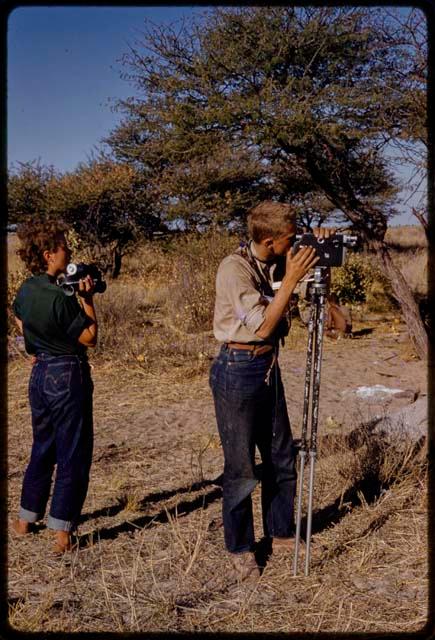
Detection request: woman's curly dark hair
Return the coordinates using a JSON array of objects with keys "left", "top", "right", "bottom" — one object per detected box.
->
[{"left": 16, "top": 219, "right": 69, "bottom": 274}]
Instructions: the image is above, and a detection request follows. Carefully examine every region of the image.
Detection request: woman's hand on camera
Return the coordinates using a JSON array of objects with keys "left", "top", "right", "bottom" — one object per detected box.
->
[{"left": 78, "top": 275, "right": 95, "bottom": 300}]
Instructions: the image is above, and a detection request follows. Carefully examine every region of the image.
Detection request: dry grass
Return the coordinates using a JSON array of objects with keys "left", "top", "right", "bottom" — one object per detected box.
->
[
  {"left": 7, "top": 226, "right": 428, "bottom": 632},
  {"left": 390, "top": 249, "right": 427, "bottom": 298},
  {"left": 7, "top": 233, "right": 21, "bottom": 273},
  {"left": 7, "top": 324, "right": 428, "bottom": 633},
  {"left": 385, "top": 225, "right": 427, "bottom": 250},
  {"left": 8, "top": 227, "right": 427, "bottom": 356},
  {"left": 383, "top": 226, "right": 428, "bottom": 298}
]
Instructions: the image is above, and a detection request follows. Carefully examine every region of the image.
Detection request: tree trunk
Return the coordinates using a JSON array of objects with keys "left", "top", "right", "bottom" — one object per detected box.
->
[
  {"left": 288, "top": 147, "right": 429, "bottom": 359},
  {"left": 411, "top": 207, "right": 429, "bottom": 241},
  {"left": 370, "top": 240, "right": 428, "bottom": 360},
  {"left": 110, "top": 245, "right": 123, "bottom": 279}
]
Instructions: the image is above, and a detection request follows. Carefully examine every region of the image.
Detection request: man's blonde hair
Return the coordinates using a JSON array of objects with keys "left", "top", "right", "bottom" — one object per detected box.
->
[{"left": 247, "top": 201, "right": 297, "bottom": 243}]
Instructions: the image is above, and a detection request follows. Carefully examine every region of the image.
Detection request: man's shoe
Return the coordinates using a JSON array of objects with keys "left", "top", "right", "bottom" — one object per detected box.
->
[
  {"left": 272, "top": 536, "right": 306, "bottom": 555},
  {"left": 229, "top": 551, "right": 260, "bottom": 583}
]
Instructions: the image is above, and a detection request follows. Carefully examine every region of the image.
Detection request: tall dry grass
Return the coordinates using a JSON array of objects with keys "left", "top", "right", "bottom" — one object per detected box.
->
[
  {"left": 90, "top": 232, "right": 236, "bottom": 373},
  {"left": 384, "top": 224, "right": 427, "bottom": 250},
  {"left": 7, "top": 226, "right": 428, "bottom": 365}
]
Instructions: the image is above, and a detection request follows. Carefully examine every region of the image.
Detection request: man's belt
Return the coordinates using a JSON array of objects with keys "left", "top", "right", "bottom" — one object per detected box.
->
[{"left": 225, "top": 342, "right": 275, "bottom": 356}]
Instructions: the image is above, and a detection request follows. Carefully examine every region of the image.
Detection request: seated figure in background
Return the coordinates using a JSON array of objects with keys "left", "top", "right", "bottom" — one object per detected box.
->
[{"left": 325, "top": 292, "right": 352, "bottom": 339}]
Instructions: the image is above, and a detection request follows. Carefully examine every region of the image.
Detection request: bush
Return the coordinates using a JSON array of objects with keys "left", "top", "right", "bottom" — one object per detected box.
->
[
  {"left": 92, "top": 280, "right": 160, "bottom": 356},
  {"left": 164, "top": 231, "right": 237, "bottom": 333},
  {"left": 7, "top": 267, "right": 28, "bottom": 336},
  {"left": 121, "top": 239, "right": 175, "bottom": 288},
  {"left": 330, "top": 253, "right": 388, "bottom": 306}
]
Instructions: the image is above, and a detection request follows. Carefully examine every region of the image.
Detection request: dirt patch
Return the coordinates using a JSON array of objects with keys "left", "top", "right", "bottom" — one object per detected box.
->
[{"left": 7, "top": 316, "right": 428, "bottom": 632}]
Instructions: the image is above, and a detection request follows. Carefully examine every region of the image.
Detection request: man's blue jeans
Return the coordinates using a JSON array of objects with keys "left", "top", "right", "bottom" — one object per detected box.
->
[
  {"left": 209, "top": 344, "right": 297, "bottom": 553},
  {"left": 19, "top": 353, "right": 94, "bottom": 532}
]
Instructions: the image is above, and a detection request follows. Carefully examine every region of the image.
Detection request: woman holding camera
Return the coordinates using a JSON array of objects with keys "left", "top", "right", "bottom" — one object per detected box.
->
[{"left": 12, "top": 220, "right": 98, "bottom": 553}]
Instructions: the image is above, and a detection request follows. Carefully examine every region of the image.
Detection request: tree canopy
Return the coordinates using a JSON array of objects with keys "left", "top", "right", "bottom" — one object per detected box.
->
[
  {"left": 106, "top": 6, "right": 425, "bottom": 238},
  {"left": 7, "top": 158, "right": 162, "bottom": 277},
  {"left": 53, "top": 159, "right": 161, "bottom": 276},
  {"left": 105, "top": 5, "right": 429, "bottom": 358},
  {"left": 7, "top": 160, "right": 60, "bottom": 225}
]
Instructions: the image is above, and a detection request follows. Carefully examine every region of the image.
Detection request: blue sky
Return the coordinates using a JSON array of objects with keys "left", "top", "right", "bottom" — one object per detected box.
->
[
  {"left": 7, "top": 6, "right": 202, "bottom": 169},
  {"left": 7, "top": 5, "right": 426, "bottom": 225}
]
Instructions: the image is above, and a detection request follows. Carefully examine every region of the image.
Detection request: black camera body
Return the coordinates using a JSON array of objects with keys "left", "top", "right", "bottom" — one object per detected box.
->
[
  {"left": 292, "top": 233, "right": 358, "bottom": 267},
  {"left": 57, "top": 263, "right": 107, "bottom": 296}
]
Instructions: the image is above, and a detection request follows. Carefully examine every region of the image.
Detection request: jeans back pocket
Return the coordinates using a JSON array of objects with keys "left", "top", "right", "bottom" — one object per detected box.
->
[{"left": 43, "top": 362, "right": 73, "bottom": 397}]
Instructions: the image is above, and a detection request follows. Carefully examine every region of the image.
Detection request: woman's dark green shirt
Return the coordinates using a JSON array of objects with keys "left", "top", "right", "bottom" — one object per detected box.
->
[{"left": 13, "top": 273, "right": 89, "bottom": 356}]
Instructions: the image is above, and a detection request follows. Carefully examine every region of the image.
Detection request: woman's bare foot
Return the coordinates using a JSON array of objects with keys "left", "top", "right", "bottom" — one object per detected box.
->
[
  {"left": 12, "top": 519, "right": 31, "bottom": 536},
  {"left": 53, "top": 530, "right": 75, "bottom": 554}
]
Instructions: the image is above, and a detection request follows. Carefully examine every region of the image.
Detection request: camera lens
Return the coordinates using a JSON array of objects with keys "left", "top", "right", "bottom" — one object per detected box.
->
[{"left": 66, "top": 263, "right": 78, "bottom": 275}]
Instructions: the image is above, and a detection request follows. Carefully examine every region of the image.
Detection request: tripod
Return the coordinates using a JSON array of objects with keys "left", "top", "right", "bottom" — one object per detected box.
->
[{"left": 293, "top": 266, "right": 330, "bottom": 576}]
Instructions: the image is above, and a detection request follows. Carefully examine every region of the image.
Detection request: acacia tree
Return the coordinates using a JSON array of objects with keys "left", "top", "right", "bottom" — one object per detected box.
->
[
  {"left": 7, "top": 158, "right": 162, "bottom": 278},
  {"left": 7, "top": 160, "right": 61, "bottom": 224},
  {"left": 53, "top": 159, "right": 162, "bottom": 278},
  {"left": 107, "top": 6, "right": 428, "bottom": 357}
]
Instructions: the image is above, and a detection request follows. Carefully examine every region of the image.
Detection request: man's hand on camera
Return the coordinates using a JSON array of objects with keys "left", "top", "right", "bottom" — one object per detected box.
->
[
  {"left": 78, "top": 275, "right": 95, "bottom": 300},
  {"left": 312, "top": 227, "right": 336, "bottom": 239},
  {"left": 285, "top": 246, "right": 319, "bottom": 284}
]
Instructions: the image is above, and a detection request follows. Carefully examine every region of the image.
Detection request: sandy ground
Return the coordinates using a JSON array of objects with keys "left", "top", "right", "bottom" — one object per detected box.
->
[{"left": 7, "top": 316, "right": 428, "bottom": 633}]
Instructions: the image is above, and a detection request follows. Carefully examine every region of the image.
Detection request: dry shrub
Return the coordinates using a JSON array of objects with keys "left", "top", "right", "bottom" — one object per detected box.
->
[
  {"left": 334, "top": 422, "right": 426, "bottom": 497},
  {"left": 7, "top": 234, "right": 28, "bottom": 336},
  {"left": 352, "top": 245, "right": 426, "bottom": 314},
  {"left": 92, "top": 279, "right": 162, "bottom": 355},
  {"left": 7, "top": 233, "right": 22, "bottom": 273},
  {"left": 163, "top": 231, "right": 237, "bottom": 333},
  {"left": 390, "top": 248, "right": 427, "bottom": 298},
  {"left": 7, "top": 268, "right": 28, "bottom": 337},
  {"left": 121, "top": 239, "right": 175, "bottom": 288},
  {"left": 364, "top": 277, "right": 397, "bottom": 314},
  {"left": 91, "top": 277, "right": 216, "bottom": 377}
]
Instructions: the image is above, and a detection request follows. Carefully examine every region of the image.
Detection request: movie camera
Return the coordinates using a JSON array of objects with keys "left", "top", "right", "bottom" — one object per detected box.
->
[
  {"left": 292, "top": 232, "right": 358, "bottom": 267},
  {"left": 57, "top": 263, "right": 107, "bottom": 296}
]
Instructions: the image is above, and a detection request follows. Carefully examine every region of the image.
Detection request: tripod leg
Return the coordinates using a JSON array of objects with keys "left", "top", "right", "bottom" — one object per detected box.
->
[
  {"left": 293, "top": 301, "right": 316, "bottom": 575},
  {"left": 301, "top": 302, "right": 317, "bottom": 445},
  {"left": 304, "top": 450, "right": 317, "bottom": 576},
  {"left": 293, "top": 449, "right": 306, "bottom": 576},
  {"left": 305, "top": 293, "right": 327, "bottom": 576}
]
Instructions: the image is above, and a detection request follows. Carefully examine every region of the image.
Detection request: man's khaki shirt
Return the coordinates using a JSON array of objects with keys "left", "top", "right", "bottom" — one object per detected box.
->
[{"left": 213, "top": 243, "right": 277, "bottom": 344}]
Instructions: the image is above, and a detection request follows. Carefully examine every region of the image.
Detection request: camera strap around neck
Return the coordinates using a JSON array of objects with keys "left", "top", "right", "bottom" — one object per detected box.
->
[{"left": 236, "top": 242, "right": 275, "bottom": 299}]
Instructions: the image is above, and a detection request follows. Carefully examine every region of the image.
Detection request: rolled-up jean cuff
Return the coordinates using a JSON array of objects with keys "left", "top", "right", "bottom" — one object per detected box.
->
[
  {"left": 230, "top": 546, "right": 254, "bottom": 554},
  {"left": 19, "top": 507, "right": 42, "bottom": 523},
  {"left": 47, "top": 515, "right": 75, "bottom": 532}
]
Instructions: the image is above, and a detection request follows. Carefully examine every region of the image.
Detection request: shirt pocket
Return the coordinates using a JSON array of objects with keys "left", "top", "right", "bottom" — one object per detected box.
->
[{"left": 43, "top": 363, "right": 73, "bottom": 397}]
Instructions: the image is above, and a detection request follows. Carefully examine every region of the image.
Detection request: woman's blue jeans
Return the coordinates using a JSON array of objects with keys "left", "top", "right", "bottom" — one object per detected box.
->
[
  {"left": 19, "top": 353, "right": 94, "bottom": 532},
  {"left": 209, "top": 344, "right": 297, "bottom": 553}
]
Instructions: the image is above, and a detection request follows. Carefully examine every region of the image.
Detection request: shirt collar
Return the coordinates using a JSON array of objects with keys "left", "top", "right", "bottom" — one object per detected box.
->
[
  {"left": 249, "top": 241, "right": 275, "bottom": 266},
  {"left": 40, "top": 272, "right": 57, "bottom": 284}
]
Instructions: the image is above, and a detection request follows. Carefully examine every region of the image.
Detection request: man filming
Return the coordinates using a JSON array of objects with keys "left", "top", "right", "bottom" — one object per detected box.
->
[{"left": 209, "top": 201, "right": 333, "bottom": 583}]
